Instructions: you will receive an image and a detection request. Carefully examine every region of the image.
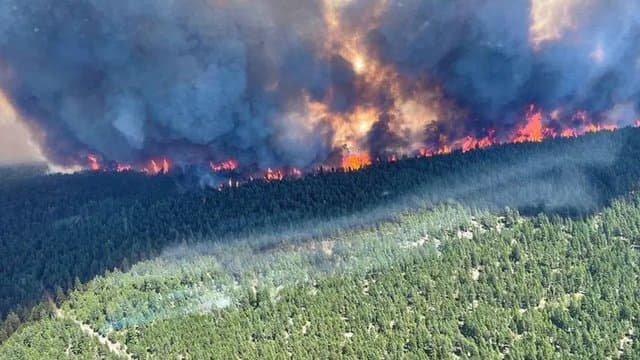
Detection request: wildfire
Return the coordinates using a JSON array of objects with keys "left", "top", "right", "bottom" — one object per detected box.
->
[
  {"left": 80, "top": 100, "right": 634, "bottom": 181},
  {"left": 304, "top": 0, "right": 452, "bottom": 163},
  {"left": 570, "top": 110, "right": 616, "bottom": 134},
  {"left": 342, "top": 152, "right": 371, "bottom": 170},
  {"left": 310, "top": 1, "right": 625, "bottom": 168},
  {"left": 78, "top": 0, "right": 640, "bottom": 184},
  {"left": 145, "top": 158, "right": 171, "bottom": 175},
  {"left": 86, "top": 154, "right": 169, "bottom": 174},
  {"left": 409, "top": 104, "right": 629, "bottom": 159},
  {"left": 585, "top": 124, "right": 617, "bottom": 133},
  {"left": 86, "top": 154, "right": 132, "bottom": 172},
  {"left": 460, "top": 131, "right": 498, "bottom": 153},
  {"left": 417, "top": 146, "right": 451, "bottom": 158},
  {"left": 116, "top": 163, "right": 133, "bottom": 172},
  {"left": 560, "top": 128, "right": 577, "bottom": 138},
  {"left": 7, "top": 0, "right": 640, "bottom": 190},
  {"left": 263, "top": 167, "right": 305, "bottom": 181},
  {"left": 210, "top": 159, "right": 238, "bottom": 172},
  {"left": 503, "top": 105, "right": 620, "bottom": 145},
  {"left": 511, "top": 105, "right": 546, "bottom": 143},
  {"left": 87, "top": 154, "right": 101, "bottom": 171},
  {"left": 529, "top": 0, "right": 584, "bottom": 47},
  {"left": 265, "top": 168, "right": 284, "bottom": 181},
  {"left": 352, "top": 55, "right": 367, "bottom": 74}
]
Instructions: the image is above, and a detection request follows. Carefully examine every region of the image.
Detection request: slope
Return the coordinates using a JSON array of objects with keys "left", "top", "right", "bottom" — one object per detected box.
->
[
  {"left": 2, "top": 197, "right": 640, "bottom": 358},
  {"left": 2, "top": 128, "right": 640, "bottom": 350}
]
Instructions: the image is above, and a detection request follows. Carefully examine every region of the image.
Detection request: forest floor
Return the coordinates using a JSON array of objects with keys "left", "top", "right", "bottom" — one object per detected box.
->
[{"left": 47, "top": 295, "right": 132, "bottom": 360}]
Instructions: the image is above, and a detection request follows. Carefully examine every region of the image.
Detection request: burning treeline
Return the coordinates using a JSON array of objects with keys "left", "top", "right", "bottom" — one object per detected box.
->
[{"left": 0, "top": 0, "right": 639, "bottom": 178}]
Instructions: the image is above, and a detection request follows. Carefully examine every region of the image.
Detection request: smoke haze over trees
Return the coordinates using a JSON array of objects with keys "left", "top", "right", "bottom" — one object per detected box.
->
[{"left": 1, "top": 128, "right": 640, "bottom": 340}]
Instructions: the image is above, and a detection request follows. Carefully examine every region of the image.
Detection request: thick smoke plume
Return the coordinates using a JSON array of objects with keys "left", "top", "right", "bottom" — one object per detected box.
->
[{"left": 0, "top": 0, "right": 639, "bottom": 171}]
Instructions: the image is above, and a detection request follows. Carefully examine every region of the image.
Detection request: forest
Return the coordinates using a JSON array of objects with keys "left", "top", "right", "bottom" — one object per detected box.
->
[{"left": 1, "top": 129, "right": 640, "bottom": 358}]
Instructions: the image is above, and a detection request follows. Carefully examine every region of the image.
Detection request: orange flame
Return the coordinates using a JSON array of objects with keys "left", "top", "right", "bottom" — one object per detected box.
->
[
  {"left": 314, "top": 0, "right": 442, "bottom": 157},
  {"left": 560, "top": 128, "right": 577, "bottom": 138},
  {"left": 145, "top": 158, "right": 171, "bottom": 174},
  {"left": 342, "top": 152, "right": 371, "bottom": 170},
  {"left": 116, "top": 163, "right": 133, "bottom": 172},
  {"left": 87, "top": 154, "right": 102, "bottom": 171},
  {"left": 565, "top": 110, "right": 617, "bottom": 135},
  {"left": 460, "top": 130, "right": 497, "bottom": 152},
  {"left": 210, "top": 159, "right": 238, "bottom": 172},
  {"left": 412, "top": 105, "right": 628, "bottom": 160},
  {"left": 584, "top": 123, "right": 616, "bottom": 133},
  {"left": 79, "top": 102, "right": 633, "bottom": 179},
  {"left": 262, "top": 167, "right": 304, "bottom": 181},
  {"left": 265, "top": 168, "right": 284, "bottom": 181},
  {"left": 511, "top": 105, "right": 545, "bottom": 143}
]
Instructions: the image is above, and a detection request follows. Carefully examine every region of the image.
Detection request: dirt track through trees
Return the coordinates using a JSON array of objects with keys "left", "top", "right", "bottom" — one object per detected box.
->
[{"left": 47, "top": 295, "right": 133, "bottom": 360}]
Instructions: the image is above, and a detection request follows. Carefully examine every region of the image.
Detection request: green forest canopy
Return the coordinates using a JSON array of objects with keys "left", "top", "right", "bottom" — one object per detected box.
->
[{"left": 1, "top": 128, "right": 640, "bottom": 358}]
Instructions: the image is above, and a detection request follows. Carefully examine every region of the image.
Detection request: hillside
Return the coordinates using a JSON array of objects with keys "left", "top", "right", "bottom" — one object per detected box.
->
[
  {"left": 1, "top": 129, "right": 640, "bottom": 358},
  {"left": 3, "top": 197, "right": 640, "bottom": 358}
]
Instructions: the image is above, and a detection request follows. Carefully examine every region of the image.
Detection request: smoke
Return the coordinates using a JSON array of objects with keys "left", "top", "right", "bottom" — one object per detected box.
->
[
  {"left": 0, "top": 91, "right": 45, "bottom": 165},
  {"left": 369, "top": 0, "right": 640, "bottom": 126},
  {"left": 73, "top": 201, "right": 465, "bottom": 332},
  {"left": 0, "top": 0, "right": 333, "bottom": 168},
  {"left": 0, "top": 0, "right": 639, "bottom": 169}
]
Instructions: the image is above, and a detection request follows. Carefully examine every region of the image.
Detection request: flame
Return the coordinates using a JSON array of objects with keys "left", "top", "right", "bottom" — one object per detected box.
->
[
  {"left": 210, "top": 159, "right": 238, "bottom": 172},
  {"left": 66, "top": 1, "right": 635, "bottom": 179},
  {"left": 560, "top": 128, "right": 577, "bottom": 138},
  {"left": 585, "top": 123, "right": 616, "bottom": 133},
  {"left": 459, "top": 130, "right": 498, "bottom": 152},
  {"left": 530, "top": 0, "right": 586, "bottom": 47},
  {"left": 145, "top": 158, "right": 171, "bottom": 174},
  {"left": 265, "top": 168, "right": 284, "bottom": 181},
  {"left": 116, "top": 163, "right": 133, "bottom": 172},
  {"left": 80, "top": 103, "right": 629, "bottom": 178},
  {"left": 314, "top": 0, "right": 442, "bottom": 156},
  {"left": 262, "top": 167, "right": 303, "bottom": 181},
  {"left": 303, "top": 97, "right": 380, "bottom": 152},
  {"left": 87, "top": 154, "right": 102, "bottom": 171},
  {"left": 87, "top": 155, "right": 167, "bottom": 174},
  {"left": 418, "top": 143, "right": 454, "bottom": 158},
  {"left": 352, "top": 55, "right": 367, "bottom": 74},
  {"left": 506, "top": 105, "right": 621, "bottom": 144},
  {"left": 511, "top": 105, "right": 545, "bottom": 143},
  {"left": 410, "top": 104, "right": 626, "bottom": 158},
  {"left": 342, "top": 152, "right": 371, "bottom": 170},
  {"left": 570, "top": 110, "right": 616, "bottom": 134}
]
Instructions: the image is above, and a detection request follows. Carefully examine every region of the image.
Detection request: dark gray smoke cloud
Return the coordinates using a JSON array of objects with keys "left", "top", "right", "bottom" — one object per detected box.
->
[
  {"left": 366, "top": 0, "right": 640, "bottom": 129},
  {"left": 0, "top": 0, "right": 339, "bottom": 169},
  {"left": 0, "top": 0, "right": 639, "bottom": 169}
]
